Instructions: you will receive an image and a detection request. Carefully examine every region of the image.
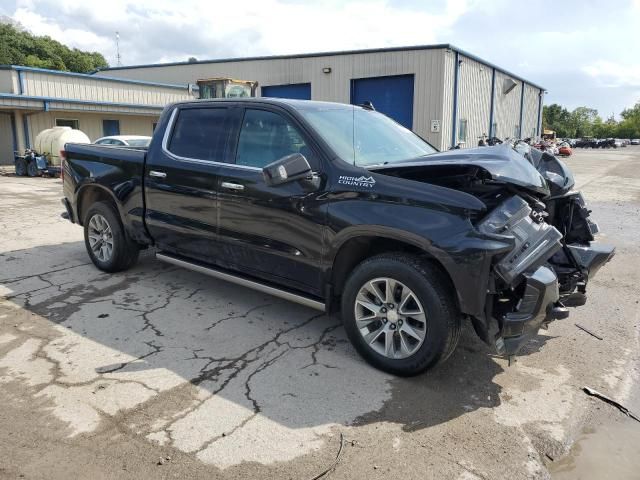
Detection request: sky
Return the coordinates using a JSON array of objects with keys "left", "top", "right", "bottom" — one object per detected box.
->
[{"left": 1, "top": 0, "right": 639, "bottom": 117}]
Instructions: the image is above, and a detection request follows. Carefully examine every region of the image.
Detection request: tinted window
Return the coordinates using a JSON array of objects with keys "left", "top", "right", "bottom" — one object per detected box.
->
[
  {"left": 56, "top": 118, "right": 79, "bottom": 130},
  {"left": 236, "top": 109, "right": 313, "bottom": 168},
  {"left": 168, "top": 108, "right": 228, "bottom": 161},
  {"left": 126, "top": 138, "right": 151, "bottom": 147}
]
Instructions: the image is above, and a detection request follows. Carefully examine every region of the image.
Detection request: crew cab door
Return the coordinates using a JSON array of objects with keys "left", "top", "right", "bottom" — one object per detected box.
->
[
  {"left": 144, "top": 106, "right": 232, "bottom": 261},
  {"left": 216, "top": 106, "right": 326, "bottom": 296}
]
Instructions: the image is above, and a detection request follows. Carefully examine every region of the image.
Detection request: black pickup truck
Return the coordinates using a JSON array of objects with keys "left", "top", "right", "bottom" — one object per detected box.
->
[{"left": 61, "top": 98, "right": 614, "bottom": 376}]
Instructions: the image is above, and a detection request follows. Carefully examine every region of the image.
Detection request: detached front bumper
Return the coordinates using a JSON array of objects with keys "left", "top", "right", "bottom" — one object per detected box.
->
[{"left": 495, "top": 265, "right": 560, "bottom": 355}]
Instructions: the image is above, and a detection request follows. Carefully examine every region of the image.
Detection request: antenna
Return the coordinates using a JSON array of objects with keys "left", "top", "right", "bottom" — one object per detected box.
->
[{"left": 115, "top": 31, "right": 121, "bottom": 66}]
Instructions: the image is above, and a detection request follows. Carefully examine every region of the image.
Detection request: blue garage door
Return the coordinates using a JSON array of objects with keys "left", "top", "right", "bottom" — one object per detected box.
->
[
  {"left": 351, "top": 75, "right": 415, "bottom": 129},
  {"left": 261, "top": 83, "right": 311, "bottom": 100}
]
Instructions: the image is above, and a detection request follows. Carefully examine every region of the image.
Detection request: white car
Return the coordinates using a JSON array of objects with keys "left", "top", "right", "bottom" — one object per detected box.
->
[
  {"left": 94, "top": 135, "right": 151, "bottom": 147},
  {"left": 630, "top": 139, "right": 640, "bottom": 145}
]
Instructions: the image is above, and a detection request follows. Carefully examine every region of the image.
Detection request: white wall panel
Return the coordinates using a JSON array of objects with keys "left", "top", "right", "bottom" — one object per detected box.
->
[
  {"left": 20, "top": 71, "right": 192, "bottom": 106},
  {"left": 95, "top": 49, "right": 448, "bottom": 148},
  {"left": 493, "top": 71, "right": 523, "bottom": 140},
  {"left": 26, "top": 111, "right": 158, "bottom": 144},
  {"left": 522, "top": 84, "right": 542, "bottom": 140},
  {"left": 456, "top": 55, "right": 493, "bottom": 148}
]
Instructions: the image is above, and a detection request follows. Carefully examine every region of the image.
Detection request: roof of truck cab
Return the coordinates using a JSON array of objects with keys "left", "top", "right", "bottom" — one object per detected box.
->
[{"left": 170, "top": 97, "right": 361, "bottom": 110}]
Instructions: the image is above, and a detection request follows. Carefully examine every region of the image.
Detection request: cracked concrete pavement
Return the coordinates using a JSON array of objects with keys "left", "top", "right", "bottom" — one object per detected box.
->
[{"left": 1, "top": 148, "right": 639, "bottom": 479}]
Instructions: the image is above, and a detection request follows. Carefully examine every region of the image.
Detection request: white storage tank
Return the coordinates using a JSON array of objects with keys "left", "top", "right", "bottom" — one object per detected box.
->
[{"left": 34, "top": 127, "right": 90, "bottom": 166}]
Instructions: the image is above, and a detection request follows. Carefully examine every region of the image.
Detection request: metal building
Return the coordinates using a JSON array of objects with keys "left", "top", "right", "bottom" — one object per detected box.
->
[
  {"left": 96, "top": 44, "right": 545, "bottom": 151},
  {"left": 0, "top": 65, "right": 195, "bottom": 164}
]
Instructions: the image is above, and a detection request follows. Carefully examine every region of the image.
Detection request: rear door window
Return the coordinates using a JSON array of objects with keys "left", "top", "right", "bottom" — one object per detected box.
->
[{"left": 168, "top": 108, "right": 229, "bottom": 162}]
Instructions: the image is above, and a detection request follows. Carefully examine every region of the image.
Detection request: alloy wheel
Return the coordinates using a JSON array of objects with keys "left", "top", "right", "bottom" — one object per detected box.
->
[
  {"left": 88, "top": 214, "right": 114, "bottom": 262},
  {"left": 354, "top": 277, "right": 428, "bottom": 359}
]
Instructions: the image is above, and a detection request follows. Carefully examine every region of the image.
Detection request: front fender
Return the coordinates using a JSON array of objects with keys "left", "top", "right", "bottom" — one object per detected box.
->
[{"left": 327, "top": 201, "right": 512, "bottom": 316}]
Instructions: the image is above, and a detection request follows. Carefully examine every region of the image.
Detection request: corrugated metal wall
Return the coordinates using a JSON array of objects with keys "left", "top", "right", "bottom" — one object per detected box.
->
[
  {"left": 0, "top": 70, "right": 17, "bottom": 94},
  {"left": 493, "top": 71, "right": 523, "bottom": 140},
  {"left": 20, "top": 70, "right": 190, "bottom": 106},
  {"left": 96, "top": 49, "right": 449, "bottom": 148},
  {"left": 26, "top": 111, "right": 158, "bottom": 144},
  {"left": 441, "top": 50, "right": 455, "bottom": 151},
  {"left": 456, "top": 54, "right": 493, "bottom": 147},
  {"left": 0, "top": 114, "right": 14, "bottom": 164},
  {"left": 97, "top": 49, "right": 544, "bottom": 150},
  {"left": 522, "top": 84, "right": 541, "bottom": 140}
]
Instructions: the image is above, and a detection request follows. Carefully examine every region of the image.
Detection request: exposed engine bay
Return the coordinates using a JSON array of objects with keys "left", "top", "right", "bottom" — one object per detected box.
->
[{"left": 372, "top": 144, "right": 615, "bottom": 356}]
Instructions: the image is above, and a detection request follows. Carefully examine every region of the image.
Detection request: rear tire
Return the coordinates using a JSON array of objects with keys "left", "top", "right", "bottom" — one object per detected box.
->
[
  {"left": 15, "top": 159, "right": 27, "bottom": 176},
  {"left": 341, "top": 253, "right": 461, "bottom": 376},
  {"left": 26, "top": 160, "right": 40, "bottom": 177},
  {"left": 84, "top": 202, "right": 140, "bottom": 272}
]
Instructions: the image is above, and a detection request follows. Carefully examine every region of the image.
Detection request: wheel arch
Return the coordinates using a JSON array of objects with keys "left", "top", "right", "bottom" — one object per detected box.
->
[
  {"left": 76, "top": 184, "right": 121, "bottom": 226},
  {"left": 328, "top": 228, "right": 458, "bottom": 311}
]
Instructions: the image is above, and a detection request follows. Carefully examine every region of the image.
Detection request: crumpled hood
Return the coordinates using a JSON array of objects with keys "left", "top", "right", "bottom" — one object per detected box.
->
[{"left": 370, "top": 144, "right": 550, "bottom": 196}]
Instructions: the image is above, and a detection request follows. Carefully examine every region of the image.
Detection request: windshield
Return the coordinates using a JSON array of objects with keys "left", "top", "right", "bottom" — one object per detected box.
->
[
  {"left": 126, "top": 138, "right": 151, "bottom": 147},
  {"left": 300, "top": 105, "right": 437, "bottom": 166}
]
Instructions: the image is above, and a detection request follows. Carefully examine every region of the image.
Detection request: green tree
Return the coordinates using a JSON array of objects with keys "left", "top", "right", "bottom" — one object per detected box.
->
[
  {"left": 0, "top": 20, "right": 108, "bottom": 73},
  {"left": 543, "top": 104, "right": 572, "bottom": 137},
  {"left": 570, "top": 107, "right": 598, "bottom": 137}
]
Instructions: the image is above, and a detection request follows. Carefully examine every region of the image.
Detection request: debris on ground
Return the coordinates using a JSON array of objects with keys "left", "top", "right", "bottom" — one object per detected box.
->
[
  {"left": 575, "top": 324, "right": 604, "bottom": 340},
  {"left": 309, "top": 433, "right": 344, "bottom": 480},
  {"left": 582, "top": 386, "right": 640, "bottom": 423}
]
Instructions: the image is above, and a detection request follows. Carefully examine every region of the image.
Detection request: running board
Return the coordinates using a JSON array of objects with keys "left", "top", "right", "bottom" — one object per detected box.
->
[{"left": 156, "top": 252, "right": 326, "bottom": 312}]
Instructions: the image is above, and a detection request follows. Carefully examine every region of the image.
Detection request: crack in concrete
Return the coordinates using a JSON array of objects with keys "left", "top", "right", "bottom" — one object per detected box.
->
[
  {"left": 204, "top": 303, "right": 273, "bottom": 331},
  {"left": 124, "top": 312, "right": 330, "bottom": 450},
  {"left": 0, "top": 262, "right": 92, "bottom": 285}
]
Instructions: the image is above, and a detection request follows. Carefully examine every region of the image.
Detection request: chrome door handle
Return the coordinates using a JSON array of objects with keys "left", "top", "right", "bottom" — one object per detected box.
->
[
  {"left": 149, "top": 170, "right": 167, "bottom": 178},
  {"left": 221, "top": 182, "right": 244, "bottom": 191}
]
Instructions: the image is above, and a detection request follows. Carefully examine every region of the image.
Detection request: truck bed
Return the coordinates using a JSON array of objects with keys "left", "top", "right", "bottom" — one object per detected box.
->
[{"left": 62, "top": 143, "right": 149, "bottom": 243}]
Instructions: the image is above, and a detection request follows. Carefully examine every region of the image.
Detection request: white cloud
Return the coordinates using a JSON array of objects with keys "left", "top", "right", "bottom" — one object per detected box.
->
[
  {"left": 2, "top": 0, "right": 640, "bottom": 115},
  {"left": 583, "top": 61, "right": 640, "bottom": 88},
  {"left": 9, "top": 0, "right": 471, "bottom": 66}
]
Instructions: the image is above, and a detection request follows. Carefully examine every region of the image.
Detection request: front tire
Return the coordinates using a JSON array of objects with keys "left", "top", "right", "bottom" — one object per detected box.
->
[
  {"left": 26, "top": 160, "right": 40, "bottom": 177},
  {"left": 84, "top": 202, "right": 140, "bottom": 272},
  {"left": 341, "top": 254, "right": 461, "bottom": 376}
]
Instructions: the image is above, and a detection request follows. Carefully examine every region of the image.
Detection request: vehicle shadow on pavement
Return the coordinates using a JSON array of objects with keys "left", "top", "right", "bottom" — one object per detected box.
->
[{"left": 0, "top": 241, "right": 554, "bottom": 459}]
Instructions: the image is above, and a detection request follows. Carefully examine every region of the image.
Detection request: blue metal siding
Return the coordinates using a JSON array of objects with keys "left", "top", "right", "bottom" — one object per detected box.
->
[
  {"left": 261, "top": 83, "right": 311, "bottom": 100},
  {"left": 350, "top": 74, "right": 415, "bottom": 129}
]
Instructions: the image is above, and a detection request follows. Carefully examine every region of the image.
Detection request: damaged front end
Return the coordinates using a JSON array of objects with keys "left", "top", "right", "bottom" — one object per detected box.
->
[
  {"left": 372, "top": 144, "right": 615, "bottom": 356},
  {"left": 476, "top": 195, "right": 567, "bottom": 355},
  {"left": 472, "top": 150, "right": 615, "bottom": 356}
]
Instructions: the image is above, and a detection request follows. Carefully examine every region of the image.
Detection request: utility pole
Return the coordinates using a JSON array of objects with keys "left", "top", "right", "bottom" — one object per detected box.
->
[{"left": 115, "top": 31, "right": 122, "bottom": 67}]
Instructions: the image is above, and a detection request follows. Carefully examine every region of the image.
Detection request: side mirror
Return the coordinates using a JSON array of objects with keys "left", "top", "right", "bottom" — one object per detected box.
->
[{"left": 262, "top": 153, "right": 312, "bottom": 186}]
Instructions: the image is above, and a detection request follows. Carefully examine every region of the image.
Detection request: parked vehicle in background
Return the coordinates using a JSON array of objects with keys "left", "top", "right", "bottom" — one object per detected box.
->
[
  {"left": 558, "top": 142, "right": 572, "bottom": 156},
  {"left": 94, "top": 135, "right": 152, "bottom": 148},
  {"left": 613, "top": 139, "right": 624, "bottom": 148},
  {"left": 15, "top": 126, "right": 89, "bottom": 177},
  {"left": 61, "top": 98, "right": 614, "bottom": 376},
  {"left": 631, "top": 139, "right": 640, "bottom": 145}
]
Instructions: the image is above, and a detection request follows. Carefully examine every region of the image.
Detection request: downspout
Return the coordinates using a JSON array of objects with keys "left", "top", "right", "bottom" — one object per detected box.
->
[
  {"left": 17, "top": 69, "right": 25, "bottom": 95},
  {"left": 10, "top": 113, "right": 18, "bottom": 153},
  {"left": 518, "top": 80, "right": 525, "bottom": 139},
  {"left": 488, "top": 67, "right": 496, "bottom": 137},
  {"left": 23, "top": 115, "right": 31, "bottom": 149},
  {"left": 536, "top": 89, "right": 544, "bottom": 137},
  {"left": 450, "top": 51, "right": 460, "bottom": 149}
]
